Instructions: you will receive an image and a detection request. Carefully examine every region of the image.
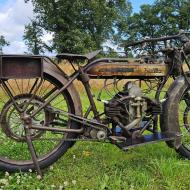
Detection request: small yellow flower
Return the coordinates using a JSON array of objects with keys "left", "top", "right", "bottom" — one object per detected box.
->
[{"left": 82, "top": 151, "right": 92, "bottom": 156}]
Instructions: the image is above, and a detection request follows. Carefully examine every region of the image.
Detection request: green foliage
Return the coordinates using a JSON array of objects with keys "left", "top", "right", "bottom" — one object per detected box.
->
[
  {"left": 124, "top": 0, "right": 190, "bottom": 52},
  {"left": 24, "top": 0, "right": 190, "bottom": 55},
  {"left": 25, "top": 0, "right": 132, "bottom": 53},
  {"left": 154, "top": 0, "right": 190, "bottom": 36},
  {"left": 127, "top": 4, "right": 161, "bottom": 40},
  {"left": 0, "top": 36, "right": 9, "bottom": 54},
  {"left": 23, "top": 21, "right": 49, "bottom": 55}
]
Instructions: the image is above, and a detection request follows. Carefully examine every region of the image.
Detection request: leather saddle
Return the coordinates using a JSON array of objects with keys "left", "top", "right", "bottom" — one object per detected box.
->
[{"left": 56, "top": 50, "right": 101, "bottom": 62}]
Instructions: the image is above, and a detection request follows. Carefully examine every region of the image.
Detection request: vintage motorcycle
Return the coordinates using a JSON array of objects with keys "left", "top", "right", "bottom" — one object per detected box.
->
[{"left": 0, "top": 31, "right": 189, "bottom": 176}]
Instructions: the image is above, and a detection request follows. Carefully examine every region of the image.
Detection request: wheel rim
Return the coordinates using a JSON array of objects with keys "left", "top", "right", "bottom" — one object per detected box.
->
[
  {"left": 0, "top": 76, "right": 73, "bottom": 166},
  {"left": 178, "top": 91, "right": 190, "bottom": 150}
]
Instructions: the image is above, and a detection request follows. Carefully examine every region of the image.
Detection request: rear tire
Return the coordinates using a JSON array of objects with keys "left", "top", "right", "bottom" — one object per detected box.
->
[{"left": 0, "top": 74, "right": 80, "bottom": 172}]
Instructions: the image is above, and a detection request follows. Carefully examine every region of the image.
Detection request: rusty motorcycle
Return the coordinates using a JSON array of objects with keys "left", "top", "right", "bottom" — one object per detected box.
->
[{"left": 0, "top": 31, "right": 189, "bottom": 176}]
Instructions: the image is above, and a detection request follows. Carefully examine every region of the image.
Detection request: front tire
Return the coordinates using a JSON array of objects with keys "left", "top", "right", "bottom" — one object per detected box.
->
[{"left": 161, "top": 76, "right": 190, "bottom": 158}]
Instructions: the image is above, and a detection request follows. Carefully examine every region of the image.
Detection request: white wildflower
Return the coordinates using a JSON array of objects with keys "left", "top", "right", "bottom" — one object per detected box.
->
[
  {"left": 73, "top": 155, "right": 76, "bottom": 159},
  {"left": 29, "top": 169, "right": 32, "bottom": 173},
  {"left": 51, "top": 184, "right": 56, "bottom": 188},
  {"left": 63, "top": 181, "right": 68, "bottom": 186},
  {"left": 37, "top": 175, "right": 42, "bottom": 180},
  {"left": 59, "top": 185, "right": 64, "bottom": 190},
  {"left": 50, "top": 166, "right": 54, "bottom": 170},
  {"left": 72, "top": 180, "right": 77, "bottom": 185},
  {"left": 0, "top": 179, "right": 8, "bottom": 186},
  {"left": 16, "top": 175, "right": 20, "bottom": 179},
  {"left": 5, "top": 172, "right": 9, "bottom": 177},
  {"left": 16, "top": 179, "right": 20, "bottom": 184}
]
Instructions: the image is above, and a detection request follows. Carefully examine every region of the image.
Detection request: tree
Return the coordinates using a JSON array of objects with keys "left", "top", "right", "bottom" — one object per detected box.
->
[
  {"left": 124, "top": 0, "right": 190, "bottom": 53},
  {"left": 25, "top": 0, "right": 132, "bottom": 53},
  {"left": 23, "top": 21, "right": 48, "bottom": 55},
  {"left": 155, "top": 0, "right": 190, "bottom": 34},
  {"left": 0, "top": 36, "right": 10, "bottom": 54},
  {"left": 126, "top": 4, "right": 161, "bottom": 40}
]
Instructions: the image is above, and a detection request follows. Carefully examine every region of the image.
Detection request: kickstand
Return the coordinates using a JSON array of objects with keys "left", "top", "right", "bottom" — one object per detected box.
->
[{"left": 25, "top": 125, "right": 43, "bottom": 178}]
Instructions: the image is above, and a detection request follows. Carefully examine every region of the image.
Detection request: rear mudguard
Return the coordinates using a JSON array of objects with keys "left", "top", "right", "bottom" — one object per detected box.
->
[
  {"left": 43, "top": 57, "right": 82, "bottom": 116},
  {"left": 160, "top": 76, "right": 188, "bottom": 149}
]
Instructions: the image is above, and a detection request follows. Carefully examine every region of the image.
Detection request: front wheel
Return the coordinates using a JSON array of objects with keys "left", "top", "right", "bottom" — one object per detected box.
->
[
  {"left": 0, "top": 74, "right": 79, "bottom": 172},
  {"left": 161, "top": 76, "right": 190, "bottom": 158}
]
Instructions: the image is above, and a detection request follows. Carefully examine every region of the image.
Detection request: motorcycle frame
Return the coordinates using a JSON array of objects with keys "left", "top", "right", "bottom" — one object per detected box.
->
[
  {"left": 25, "top": 57, "right": 172, "bottom": 135},
  {"left": 1, "top": 48, "right": 189, "bottom": 136}
]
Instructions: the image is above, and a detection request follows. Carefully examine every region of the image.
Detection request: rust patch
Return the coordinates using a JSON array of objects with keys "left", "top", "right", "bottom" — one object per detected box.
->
[{"left": 87, "top": 62, "right": 168, "bottom": 77}]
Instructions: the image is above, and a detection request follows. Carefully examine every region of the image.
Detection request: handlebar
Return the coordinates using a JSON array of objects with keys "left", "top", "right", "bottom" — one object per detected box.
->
[{"left": 124, "top": 31, "right": 190, "bottom": 48}]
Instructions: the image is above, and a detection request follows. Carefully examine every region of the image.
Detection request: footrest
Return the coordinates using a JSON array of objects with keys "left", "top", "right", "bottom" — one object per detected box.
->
[{"left": 117, "top": 132, "right": 177, "bottom": 150}]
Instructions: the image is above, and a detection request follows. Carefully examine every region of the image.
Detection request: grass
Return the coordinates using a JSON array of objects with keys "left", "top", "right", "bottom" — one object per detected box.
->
[
  {"left": 0, "top": 63, "right": 189, "bottom": 190},
  {"left": 0, "top": 142, "right": 190, "bottom": 190},
  {"left": 0, "top": 91, "right": 189, "bottom": 190}
]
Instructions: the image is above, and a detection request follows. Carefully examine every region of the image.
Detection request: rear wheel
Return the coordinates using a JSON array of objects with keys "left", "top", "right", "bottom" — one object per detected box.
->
[{"left": 0, "top": 74, "right": 79, "bottom": 171}]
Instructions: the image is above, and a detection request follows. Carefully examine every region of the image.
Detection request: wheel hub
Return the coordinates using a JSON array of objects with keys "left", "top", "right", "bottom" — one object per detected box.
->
[{"left": 0, "top": 94, "right": 49, "bottom": 142}]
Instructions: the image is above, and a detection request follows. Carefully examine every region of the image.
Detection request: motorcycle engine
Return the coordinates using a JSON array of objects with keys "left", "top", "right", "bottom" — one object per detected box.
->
[{"left": 104, "top": 82, "right": 156, "bottom": 132}]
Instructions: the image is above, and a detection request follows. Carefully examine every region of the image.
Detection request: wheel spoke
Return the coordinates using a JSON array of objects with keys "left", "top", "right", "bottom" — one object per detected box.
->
[{"left": 0, "top": 77, "right": 73, "bottom": 171}]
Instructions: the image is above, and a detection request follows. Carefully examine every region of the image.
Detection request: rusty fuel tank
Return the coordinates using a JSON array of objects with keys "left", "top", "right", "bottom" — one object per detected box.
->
[{"left": 86, "top": 61, "right": 169, "bottom": 79}]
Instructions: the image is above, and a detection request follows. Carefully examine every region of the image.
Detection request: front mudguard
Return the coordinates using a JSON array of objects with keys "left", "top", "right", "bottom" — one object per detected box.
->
[
  {"left": 43, "top": 57, "right": 82, "bottom": 117},
  {"left": 160, "top": 76, "right": 188, "bottom": 149}
]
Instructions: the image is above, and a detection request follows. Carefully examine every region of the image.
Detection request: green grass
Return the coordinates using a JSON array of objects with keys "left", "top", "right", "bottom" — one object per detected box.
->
[
  {"left": 0, "top": 87, "right": 190, "bottom": 190},
  {"left": 0, "top": 142, "right": 190, "bottom": 190}
]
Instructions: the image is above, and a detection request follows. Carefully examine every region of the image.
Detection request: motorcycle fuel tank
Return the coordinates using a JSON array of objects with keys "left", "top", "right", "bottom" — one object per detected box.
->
[{"left": 87, "top": 62, "right": 169, "bottom": 79}]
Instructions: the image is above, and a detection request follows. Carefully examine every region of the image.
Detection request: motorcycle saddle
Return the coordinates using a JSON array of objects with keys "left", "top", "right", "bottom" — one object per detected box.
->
[{"left": 56, "top": 50, "right": 101, "bottom": 61}]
